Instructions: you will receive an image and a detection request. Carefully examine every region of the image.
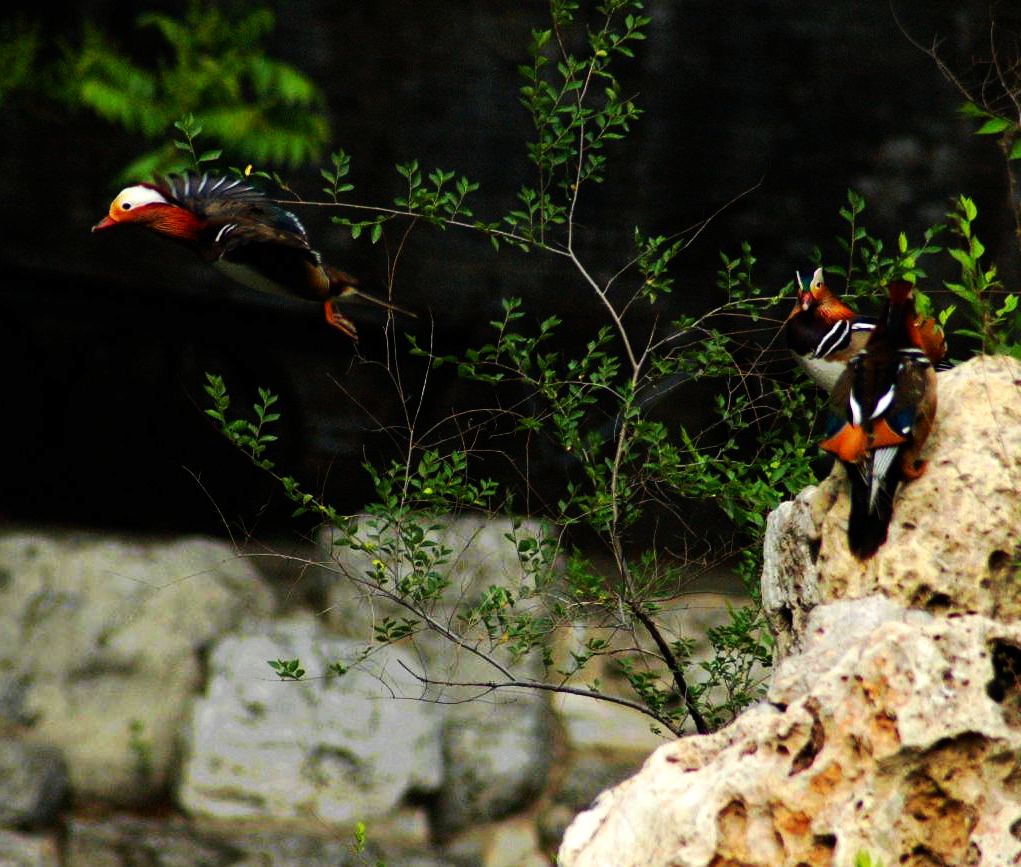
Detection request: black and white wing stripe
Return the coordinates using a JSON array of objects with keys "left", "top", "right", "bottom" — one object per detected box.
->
[{"left": 161, "top": 172, "right": 308, "bottom": 238}]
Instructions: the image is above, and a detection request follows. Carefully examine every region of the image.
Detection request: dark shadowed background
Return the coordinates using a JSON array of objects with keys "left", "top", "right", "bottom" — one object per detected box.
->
[{"left": 0, "top": 0, "right": 1011, "bottom": 536}]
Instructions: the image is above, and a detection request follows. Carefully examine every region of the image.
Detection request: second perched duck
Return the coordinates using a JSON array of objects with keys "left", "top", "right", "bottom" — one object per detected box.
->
[
  {"left": 785, "top": 268, "right": 950, "bottom": 391},
  {"left": 784, "top": 268, "right": 876, "bottom": 391}
]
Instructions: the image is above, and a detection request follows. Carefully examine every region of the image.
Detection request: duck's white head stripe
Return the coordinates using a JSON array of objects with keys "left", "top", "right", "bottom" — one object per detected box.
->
[{"left": 112, "top": 185, "right": 170, "bottom": 210}]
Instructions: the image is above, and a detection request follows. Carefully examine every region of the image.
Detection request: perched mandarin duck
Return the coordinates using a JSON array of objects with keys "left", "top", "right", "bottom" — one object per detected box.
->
[
  {"left": 93, "top": 173, "right": 410, "bottom": 340},
  {"left": 784, "top": 268, "right": 876, "bottom": 391},
  {"left": 819, "top": 280, "right": 938, "bottom": 559},
  {"left": 784, "top": 268, "right": 950, "bottom": 390}
]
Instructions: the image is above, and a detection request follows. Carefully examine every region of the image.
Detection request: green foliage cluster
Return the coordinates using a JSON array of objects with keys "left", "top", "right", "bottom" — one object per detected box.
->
[
  {"left": 509, "top": 0, "right": 646, "bottom": 245},
  {"left": 0, "top": 17, "right": 37, "bottom": 103},
  {"left": 0, "top": 2, "right": 328, "bottom": 180},
  {"left": 812, "top": 188, "right": 1016, "bottom": 358},
  {"left": 962, "top": 100, "right": 1021, "bottom": 160}
]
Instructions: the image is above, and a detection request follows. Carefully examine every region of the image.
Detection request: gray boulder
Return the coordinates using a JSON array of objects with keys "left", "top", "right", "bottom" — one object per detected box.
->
[
  {"left": 0, "top": 829, "right": 60, "bottom": 867},
  {"left": 178, "top": 616, "right": 444, "bottom": 824},
  {"left": 0, "top": 532, "right": 275, "bottom": 803}
]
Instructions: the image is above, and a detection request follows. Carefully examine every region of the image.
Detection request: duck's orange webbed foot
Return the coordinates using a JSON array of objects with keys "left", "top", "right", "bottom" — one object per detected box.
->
[{"left": 324, "top": 300, "right": 359, "bottom": 341}]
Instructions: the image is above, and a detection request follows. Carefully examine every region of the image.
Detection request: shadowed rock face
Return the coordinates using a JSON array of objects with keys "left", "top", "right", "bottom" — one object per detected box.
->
[{"left": 559, "top": 355, "right": 1021, "bottom": 866}]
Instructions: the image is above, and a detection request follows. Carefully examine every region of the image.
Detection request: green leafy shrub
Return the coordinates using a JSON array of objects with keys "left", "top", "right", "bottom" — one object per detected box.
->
[
  {"left": 195, "top": 0, "right": 807, "bottom": 737},
  {"left": 4, "top": 2, "right": 328, "bottom": 179}
]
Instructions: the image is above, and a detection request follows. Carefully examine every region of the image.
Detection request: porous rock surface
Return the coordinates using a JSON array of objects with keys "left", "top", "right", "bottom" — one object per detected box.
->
[{"left": 559, "top": 355, "right": 1021, "bottom": 866}]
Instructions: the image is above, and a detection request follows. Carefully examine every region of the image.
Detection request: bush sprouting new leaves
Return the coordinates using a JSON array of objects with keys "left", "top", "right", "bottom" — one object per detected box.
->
[
  {"left": 203, "top": 374, "right": 279, "bottom": 470},
  {"left": 825, "top": 189, "right": 943, "bottom": 300},
  {"left": 0, "top": 18, "right": 38, "bottom": 105},
  {"left": 944, "top": 194, "right": 1020, "bottom": 355},
  {"left": 329, "top": 158, "right": 481, "bottom": 244},
  {"left": 961, "top": 99, "right": 1021, "bottom": 161},
  {"left": 172, "top": 114, "right": 222, "bottom": 171},
  {"left": 816, "top": 189, "right": 1016, "bottom": 358},
  {"left": 268, "top": 658, "right": 305, "bottom": 680},
  {"left": 195, "top": 0, "right": 1012, "bottom": 738},
  {"left": 509, "top": 0, "right": 648, "bottom": 244}
]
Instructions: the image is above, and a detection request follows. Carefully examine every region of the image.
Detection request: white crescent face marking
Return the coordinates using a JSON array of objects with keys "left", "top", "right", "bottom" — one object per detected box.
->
[{"left": 111, "top": 185, "right": 170, "bottom": 213}]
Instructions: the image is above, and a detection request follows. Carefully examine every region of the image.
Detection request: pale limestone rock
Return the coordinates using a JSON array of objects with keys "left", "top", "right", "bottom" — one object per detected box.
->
[
  {"left": 322, "top": 514, "right": 561, "bottom": 835},
  {"left": 760, "top": 486, "right": 821, "bottom": 660},
  {"left": 481, "top": 817, "right": 550, "bottom": 867},
  {"left": 444, "top": 817, "right": 550, "bottom": 867},
  {"left": 765, "top": 354, "right": 1021, "bottom": 659},
  {"left": 552, "top": 592, "right": 751, "bottom": 747},
  {"left": 64, "top": 814, "right": 408, "bottom": 866},
  {"left": 0, "top": 532, "right": 275, "bottom": 803},
  {"left": 65, "top": 817, "right": 242, "bottom": 866},
  {"left": 768, "top": 596, "right": 931, "bottom": 699},
  {"left": 319, "top": 514, "right": 555, "bottom": 700},
  {"left": 435, "top": 692, "right": 554, "bottom": 837},
  {"left": 0, "top": 739, "right": 68, "bottom": 828},
  {"left": 538, "top": 752, "right": 646, "bottom": 849},
  {"left": 560, "top": 612, "right": 1021, "bottom": 866},
  {"left": 320, "top": 514, "right": 557, "bottom": 636},
  {"left": 178, "top": 616, "right": 443, "bottom": 824}
]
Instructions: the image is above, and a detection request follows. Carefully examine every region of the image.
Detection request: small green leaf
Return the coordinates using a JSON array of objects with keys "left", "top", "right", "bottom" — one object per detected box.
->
[
  {"left": 958, "top": 101, "right": 988, "bottom": 118},
  {"left": 975, "top": 116, "right": 1012, "bottom": 135}
]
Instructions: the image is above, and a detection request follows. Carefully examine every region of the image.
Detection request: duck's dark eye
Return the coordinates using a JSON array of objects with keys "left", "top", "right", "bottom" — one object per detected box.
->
[{"left": 122, "top": 203, "right": 132, "bottom": 210}]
